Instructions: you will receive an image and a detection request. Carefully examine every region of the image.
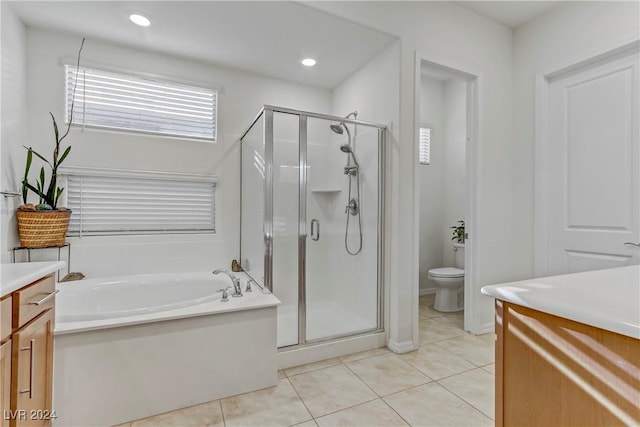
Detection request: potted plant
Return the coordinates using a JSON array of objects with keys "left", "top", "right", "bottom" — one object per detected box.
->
[
  {"left": 450, "top": 220, "right": 465, "bottom": 244},
  {"left": 16, "top": 38, "right": 85, "bottom": 248}
]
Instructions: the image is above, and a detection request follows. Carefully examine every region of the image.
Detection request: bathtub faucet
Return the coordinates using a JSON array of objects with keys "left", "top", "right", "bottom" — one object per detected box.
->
[{"left": 212, "top": 269, "right": 243, "bottom": 297}]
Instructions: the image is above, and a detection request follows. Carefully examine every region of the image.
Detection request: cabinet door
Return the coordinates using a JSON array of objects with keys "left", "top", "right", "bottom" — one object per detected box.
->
[
  {"left": 11, "top": 310, "right": 54, "bottom": 427},
  {"left": 1, "top": 340, "right": 11, "bottom": 427}
]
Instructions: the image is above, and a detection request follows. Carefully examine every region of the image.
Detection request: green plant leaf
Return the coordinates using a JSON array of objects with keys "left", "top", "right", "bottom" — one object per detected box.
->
[
  {"left": 24, "top": 149, "right": 33, "bottom": 176},
  {"left": 28, "top": 148, "right": 52, "bottom": 168},
  {"left": 23, "top": 182, "right": 45, "bottom": 200},
  {"left": 58, "top": 146, "right": 71, "bottom": 166},
  {"left": 55, "top": 187, "right": 64, "bottom": 206},
  {"left": 50, "top": 112, "right": 59, "bottom": 145},
  {"left": 21, "top": 149, "right": 33, "bottom": 204}
]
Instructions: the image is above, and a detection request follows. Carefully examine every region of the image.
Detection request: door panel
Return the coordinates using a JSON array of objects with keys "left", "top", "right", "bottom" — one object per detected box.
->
[{"left": 546, "top": 51, "right": 639, "bottom": 274}]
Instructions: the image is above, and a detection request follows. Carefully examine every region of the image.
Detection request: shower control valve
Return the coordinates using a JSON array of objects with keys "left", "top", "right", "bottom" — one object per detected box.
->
[
  {"left": 217, "top": 287, "right": 232, "bottom": 302},
  {"left": 344, "top": 165, "right": 358, "bottom": 176},
  {"left": 346, "top": 198, "right": 359, "bottom": 216}
]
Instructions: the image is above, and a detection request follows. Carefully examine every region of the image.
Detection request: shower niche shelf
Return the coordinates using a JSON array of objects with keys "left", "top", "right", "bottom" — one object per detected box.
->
[{"left": 311, "top": 188, "right": 341, "bottom": 194}]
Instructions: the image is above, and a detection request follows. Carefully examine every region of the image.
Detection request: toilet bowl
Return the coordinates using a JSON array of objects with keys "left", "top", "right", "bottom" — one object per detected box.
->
[{"left": 428, "top": 243, "right": 465, "bottom": 312}]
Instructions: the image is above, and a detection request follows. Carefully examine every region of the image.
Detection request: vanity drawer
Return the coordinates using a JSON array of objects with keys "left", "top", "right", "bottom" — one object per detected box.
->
[
  {"left": 0, "top": 296, "right": 11, "bottom": 342},
  {"left": 13, "top": 274, "right": 56, "bottom": 329}
]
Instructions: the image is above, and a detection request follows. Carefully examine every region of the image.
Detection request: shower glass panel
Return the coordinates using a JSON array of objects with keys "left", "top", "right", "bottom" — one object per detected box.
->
[
  {"left": 305, "top": 117, "right": 380, "bottom": 341},
  {"left": 240, "top": 106, "right": 385, "bottom": 349},
  {"left": 272, "top": 112, "right": 300, "bottom": 347},
  {"left": 240, "top": 111, "right": 265, "bottom": 287}
]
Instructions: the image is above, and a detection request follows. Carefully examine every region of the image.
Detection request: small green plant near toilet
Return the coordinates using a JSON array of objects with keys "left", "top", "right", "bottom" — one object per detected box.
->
[{"left": 451, "top": 220, "right": 465, "bottom": 243}]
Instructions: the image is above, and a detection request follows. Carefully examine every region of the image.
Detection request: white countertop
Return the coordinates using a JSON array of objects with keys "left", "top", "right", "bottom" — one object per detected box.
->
[
  {"left": 1, "top": 261, "right": 66, "bottom": 297},
  {"left": 481, "top": 265, "right": 640, "bottom": 339}
]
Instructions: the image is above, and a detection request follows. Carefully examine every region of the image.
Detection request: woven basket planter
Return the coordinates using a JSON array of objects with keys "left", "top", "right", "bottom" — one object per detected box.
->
[{"left": 16, "top": 209, "right": 72, "bottom": 248}]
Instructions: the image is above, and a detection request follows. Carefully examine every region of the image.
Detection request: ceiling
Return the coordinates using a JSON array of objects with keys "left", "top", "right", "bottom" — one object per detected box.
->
[
  {"left": 7, "top": 1, "right": 563, "bottom": 89},
  {"left": 7, "top": 1, "right": 397, "bottom": 89},
  {"left": 455, "top": 1, "right": 560, "bottom": 28}
]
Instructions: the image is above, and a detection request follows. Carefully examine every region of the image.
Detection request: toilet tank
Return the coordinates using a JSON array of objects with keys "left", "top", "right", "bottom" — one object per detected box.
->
[{"left": 453, "top": 243, "right": 465, "bottom": 269}]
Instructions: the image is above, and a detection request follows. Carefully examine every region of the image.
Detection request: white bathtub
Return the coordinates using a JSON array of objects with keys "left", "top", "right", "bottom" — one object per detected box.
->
[{"left": 53, "top": 271, "right": 280, "bottom": 427}]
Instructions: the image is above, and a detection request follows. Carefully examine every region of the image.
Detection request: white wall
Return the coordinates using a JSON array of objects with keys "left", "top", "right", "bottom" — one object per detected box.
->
[
  {"left": 4, "top": 27, "right": 331, "bottom": 276},
  {"left": 330, "top": 41, "right": 401, "bottom": 332},
  {"left": 310, "top": 1, "right": 513, "bottom": 344},
  {"left": 418, "top": 75, "right": 445, "bottom": 293},
  {"left": 512, "top": 1, "right": 640, "bottom": 279},
  {"left": 442, "top": 79, "right": 466, "bottom": 267},
  {"left": 0, "top": 4, "right": 28, "bottom": 262}
]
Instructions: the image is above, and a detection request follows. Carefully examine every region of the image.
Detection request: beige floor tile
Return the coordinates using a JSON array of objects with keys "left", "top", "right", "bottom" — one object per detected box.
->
[
  {"left": 278, "top": 369, "right": 287, "bottom": 379},
  {"left": 288, "top": 364, "right": 377, "bottom": 418},
  {"left": 418, "top": 296, "right": 441, "bottom": 319},
  {"left": 113, "top": 424, "right": 131, "bottom": 427},
  {"left": 293, "top": 421, "right": 319, "bottom": 427},
  {"left": 431, "top": 312, "right": 464, "bottom": 329},
  {"left": 435, "top": 334, "right": 495, "bottom": 366},
  {"left": 384, "top": 382, "right": 493, "bottom": 427},
  {"left": 438, "top": 368, "right": 495, "bottom": 419},
  {"left": 285, "top": 358, "right": 342, "bottom": 377},
  {"left": 315, "top": 399, "right": 409, "bottom": 427},
  {"left": 482, "top": 363, "right": 495, "bottom": 375},
  {"left": 339, "top": 347, "right": 390, "bottom": 363},
  {"left": 131, "top": 401, "right": 223, "bottom": 427},
  {"left": 399, "top": 343, "right": 475, "bottom": 380},
  {"left": 221, "top": 378, "right": 312, "bottom": 426},
  {"left": 346, "top": 354, "right": 430, "bottom": 396},
  {"left": 419, "top": 318, "right": 467, "bottom": 344}
]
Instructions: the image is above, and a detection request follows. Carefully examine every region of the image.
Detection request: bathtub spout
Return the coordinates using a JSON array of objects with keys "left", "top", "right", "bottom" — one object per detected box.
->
[{"left": 213, "top": 269, "right": 243, "bottom": 297}]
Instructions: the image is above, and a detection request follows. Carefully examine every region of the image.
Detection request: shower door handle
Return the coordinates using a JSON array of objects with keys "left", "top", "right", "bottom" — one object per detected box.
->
[{"left": 311, "top": 219, "right": 320, "bottom": 241}]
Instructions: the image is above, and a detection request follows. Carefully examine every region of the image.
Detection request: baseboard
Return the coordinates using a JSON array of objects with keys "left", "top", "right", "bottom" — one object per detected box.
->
[
  {"left": 469, "top": 321, "right": 494, "bottom": 336},
  {"left": 419, "top": 287, "right": 436, "bottom": 296},
  {"left": 387, "top": 339, "right": 418, "bottom": 354}
]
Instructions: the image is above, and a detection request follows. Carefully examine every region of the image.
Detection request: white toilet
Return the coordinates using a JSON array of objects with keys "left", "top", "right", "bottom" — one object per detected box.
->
[{"left": 428, "top": 243, "right": 465, "bottom": 312}]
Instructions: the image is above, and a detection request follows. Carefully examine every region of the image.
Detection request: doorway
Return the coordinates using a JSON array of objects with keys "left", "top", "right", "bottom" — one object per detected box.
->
[{"left": 414, "top": 57, "right": 479, "bottom": 334}]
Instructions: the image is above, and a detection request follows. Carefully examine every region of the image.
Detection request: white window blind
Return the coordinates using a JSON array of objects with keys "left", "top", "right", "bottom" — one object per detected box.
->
[
  {"left": 66, "top": 174, "right": 216, "bottom": 235},
  {"left": 65, "top": 65, "right": 217, "bottom": 141},
  {"left": 419, "top": 126, "right": 431, "bottom": 165}
]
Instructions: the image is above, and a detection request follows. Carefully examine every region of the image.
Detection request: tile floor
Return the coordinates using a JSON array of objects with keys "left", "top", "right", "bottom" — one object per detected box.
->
[{"left": 119, "top": 295, "right": 495, "bottom": 427}]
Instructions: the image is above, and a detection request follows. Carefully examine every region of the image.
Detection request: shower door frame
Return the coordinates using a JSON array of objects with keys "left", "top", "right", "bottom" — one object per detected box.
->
[{"left": 240, "top": 104, "right": 387, "bottom": 348}]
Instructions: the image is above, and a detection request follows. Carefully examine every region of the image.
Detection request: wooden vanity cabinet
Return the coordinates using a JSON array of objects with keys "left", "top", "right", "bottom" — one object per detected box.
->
[
  {"left": 11, "top": 310, "right": 54, "bottom": 427},
  {"left": 1, "top": 274, "right": 56, "bottom": 427},
  {"left": 1, "top": 294, "right": 13, "bottom": 427},
  {"left": 495, "top": 300, "right": 640, "bottom": 427}
]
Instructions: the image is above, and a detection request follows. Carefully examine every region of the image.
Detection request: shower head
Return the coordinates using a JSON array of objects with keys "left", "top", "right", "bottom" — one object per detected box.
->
[
  {"left": 330, "top": 124, "right": 344, "bottom": 134},
  {"left": 340, "top": 143, "right": 360, "bottom": 167},
  {"left": 340, "top": 144, "right": 353, "bottom": 153}
]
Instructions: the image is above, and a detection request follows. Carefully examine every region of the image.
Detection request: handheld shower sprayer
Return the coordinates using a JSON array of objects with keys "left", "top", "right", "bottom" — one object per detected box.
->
[
  {"left": 340, "top": 144, "right": 360, "bottom": 169},
  {"left": 328, "top": 110, "right": 362, "bottom": 256}
]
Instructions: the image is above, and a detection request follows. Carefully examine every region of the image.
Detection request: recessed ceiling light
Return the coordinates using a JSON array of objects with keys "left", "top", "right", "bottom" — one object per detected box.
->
[
  {"left": 129, "top": 14, "right": 151, "bottom": 27},
  {"left": 301, "top": 58, "right": 316, "bottom": 67}
]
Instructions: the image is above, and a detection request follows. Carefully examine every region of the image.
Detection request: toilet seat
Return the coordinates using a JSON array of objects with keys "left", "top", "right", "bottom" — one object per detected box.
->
[{"left": 428, "top": 267, "right": 464, "bottom": 278}]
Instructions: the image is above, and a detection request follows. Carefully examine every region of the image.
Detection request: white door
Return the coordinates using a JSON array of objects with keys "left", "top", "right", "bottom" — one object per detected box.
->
[{"left": 542, "top": 50, "right": 639, "bottom": 275}]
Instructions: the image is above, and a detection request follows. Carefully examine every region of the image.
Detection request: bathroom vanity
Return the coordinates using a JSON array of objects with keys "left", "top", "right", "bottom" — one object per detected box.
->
[
  {"left": 482, "top": 265, "right": 640, "bottom": 427},
  {"left": 1, "top": 262, "right": 64, "bottom": 427}
]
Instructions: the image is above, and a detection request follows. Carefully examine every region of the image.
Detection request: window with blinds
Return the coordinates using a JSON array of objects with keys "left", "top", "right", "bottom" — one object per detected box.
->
[
  {"left": 419, "top": 126, "right": 431, "bottom": 165},
  {"left": 65, "top": 65, "right": 217, "bottom": 141},
  {"left": 65, "top": 174, "right": 216, "bottom": 236}
]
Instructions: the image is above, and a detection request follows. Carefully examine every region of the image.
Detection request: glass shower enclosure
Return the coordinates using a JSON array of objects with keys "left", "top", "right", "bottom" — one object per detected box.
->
[{"left": 240, "top": 105, "right": 385, "bottom": 348}]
